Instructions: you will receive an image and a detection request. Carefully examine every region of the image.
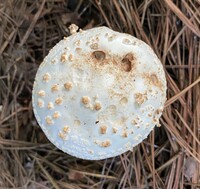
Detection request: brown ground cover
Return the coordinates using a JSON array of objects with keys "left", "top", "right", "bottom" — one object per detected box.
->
[{"left": 0, "top": 0, "right": 199, "bottom": 188}]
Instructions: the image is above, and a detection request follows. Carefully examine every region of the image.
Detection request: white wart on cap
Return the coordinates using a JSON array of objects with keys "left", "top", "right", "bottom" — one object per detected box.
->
[{"left": 32, "top": 26, "right": 167, "bottom": 160}]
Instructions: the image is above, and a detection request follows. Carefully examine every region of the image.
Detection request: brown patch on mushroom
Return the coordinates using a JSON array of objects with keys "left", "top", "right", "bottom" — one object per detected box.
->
[
  {"left": 53, "top": 111, "right": 60, "bottom": 119},
  {"left": 155, "top": 107, "right": 163, "bottom": 115},
  {"left": 156, "top": 122, "right": 161, "bottom": 127},
  {"left": 43, "top": 73, "right": 51, "bottom": 82},
  {"left": 58, "top": 132, "right": 67, "bottom": 140},
  {"left": 64, "top": 82, "right": 73, "bottom": 90},
  {"left": 150, "top": 74, "right": 163, "bottom": 88},
  {"left": 90, "top": 43, "right": 98, "bottom": 50},
  {"left": 107, "top": 34, "right": 117, "bottom": 41},
  {"left": 131, "top": 116, "right": 142, "bottom": 128},
  {"left": 122, "top": 131, "right": 128, "bottom": 138},
  {"left": 55, "top": 97, "right": 63, "bottom": 105},
  {"left": 132, "top": 119, "right": 137, "bottom": 125},
  {"left": 122, "top": 38, "right": 131, "bottom": 45},
  {"left": 134, "top": 92, "right": 147, "bottom": 105},
  {"left": 81, "top": 96, "right": 90, "bottom": 105},
  {"left": 51, "top": 59, "right": 56, "bottom": 64},
  {"left": 116, "top": 117, "right": 127, "bottom": 125},
  {"left": 92, "top": 51, "right": 106, "bottom": 61},
  {"left": 94, "top": 102, "right": 102, "bottom": 110},
  {"left": 100, "top": 125, "right": 107, "bottom": 134},
  {"left": 119, "top": 97, "right": 128, "bottom": 105},
  {"left": 47, "top": 102, "right": 54, "bottom": 109},
  {"left": 68, "top": 24, "right": 78, "bottom": 34},
  {"left": 153, "top": 117, "right": 159, "bottom": 125},
  {"left": 112, "top": 127, "right": 118, "bottom": 133},
  {"left": 75, "top": 48, "right": 82, "bottom": 54},
  {"left": 68, "top": 54, "right": 73, "bottom": 61},
  {"left": 74, "top": 120, "right": 81, "bottom": 126},
  {"left": 101, "top": 140, "right": 111, "bottom": 147},
  {"left": 60, "top": 52, "right": 67, "bottom": 63},
  {"left": 46, "top": 116, "right": 53, "bottom": 125},
  {"left": 63, "top": 126, "right": 70, "bottom": 133},
  {"left": 38, "top": 90, "right": 45, "bottom": 97},
  {"left": 37, "top": 99, "right": 44, "bottom": 108},
  {"left": 74, "top": 40, "right": 80, "bottom": 46},
  {"left": 145, "top": 73, "right": 163, "bottom": 89},
  {"left": 51, "top": 84, "right": 59, "bottom": 92},
  {"left": 121, "top": 53, "right": 135, "bottom": 72}
]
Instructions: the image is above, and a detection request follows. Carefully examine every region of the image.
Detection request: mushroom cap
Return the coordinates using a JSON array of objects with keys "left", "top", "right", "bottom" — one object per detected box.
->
[{"left": 32, "top": 26, "right": 167, "bottom": 160}]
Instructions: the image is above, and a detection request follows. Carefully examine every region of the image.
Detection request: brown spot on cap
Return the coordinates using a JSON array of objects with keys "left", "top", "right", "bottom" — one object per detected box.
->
[
  {"left": 107, "top": 34, "right": 116, "bottom": 41},
  {"left": 94, "top": 102, "right": 102, "bottom": 111},
  {"left": 68, "top": 54, "right": 73, "bottom": 61},
  {"left": 101, "top": 140, "right": 111, "bottom": 147},
  {"left": 153, "top": 117, "right": 159, "bottom": 125},
  {"left": 149, "top": 73, "right": 163, "bottom": 89},
  {"left": 112, "top": 127, "right": 118, "bottom": 133},
  {"left": 64, "top": 82, "right": 73, "bottom": 90},
  {"left": 55, "top": 97, "right": 63, "bottom": 105},
  {"left": 156, "top": 122, "right": 161, "bottom": 127},
  {"left": 132, "top": 119, "right": 137, "bottom": 125},
  {"left": 155, "top": 107, "right": 163, "bottom": 115},
  {"left": 122, "top": 131, "right": 128, "bottom": 138},
  {"left": 119, "top": 97, "right": 128, "bottom": 105},
  {"left": 151, "top": 74, "right": 158, "bottom": 84},
  {"left": 74, "top": 40, "right": 81, "bottom": 46},
  {"left": 60, "top": 52, "right": 67, "bottom": 63},
  {"left": 134, "top": 92, "right": 147, "bottom": 105},
  {"left": 47, "top": 102, "right": 54, "bottom": 109},
  {"left": 58, "top": 132, "right": 67, "bottom": 140},
  {"left": 122, "top": 38, "right": 131, "bottom": 44},
  {"left": 121, "top": 53, "right": 135, "bottom": 72},
  {"left": 92, "top": 51, "right": 106, "bottom": 61},
  {"left": 43, "top": 73, "right": 51, "bottom": 82},
  {"left": 38, "top": 90, "right": 45, "bottom": 97},
  {"left": 46, "top": 116, "right": 53, "bottom": 125},
  {"left": 131, "top": 116, "right": 142, "bottom": 128},
  {"left": 51, "top": 84, "right": 59, "bottom": 92},
  {"left": 81, "top": 96, "right": 90, "bottom": 105},
  {"left": 100, "top": 125, "right": 107, "bottom": 134},
  {"left": 90, "top": 43, "right": 98, "bottom": 50},
  {"left": 74, "top": 120, "right": 81, "bottom": 126},
  {"left": 75, "top": 48, "right": 82, "bottom": 54},
  {"left": 63, "top": 126, "right": 70, "bottom": 133},
  {"left": 51, "top": 59, "right": 56, "bottom": 64},
  {"left": 68, "top": 24, "right": 78, "bottom": 34},
  {"left": 37, "top": 99, "right": 44, "bottom": 108},
  {"left": 53, "top": 111, "right": 60, "bottom": 119}
]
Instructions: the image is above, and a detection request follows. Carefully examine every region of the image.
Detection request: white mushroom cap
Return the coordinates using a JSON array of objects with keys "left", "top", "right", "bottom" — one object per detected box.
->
[{"left": 32, "top": 26, "right": 167, "bottom": 160}]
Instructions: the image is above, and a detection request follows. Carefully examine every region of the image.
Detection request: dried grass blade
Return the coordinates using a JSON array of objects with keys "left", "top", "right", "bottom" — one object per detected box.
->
[{"left": 165, "top": 0, "right": 200, "bottom": 37}]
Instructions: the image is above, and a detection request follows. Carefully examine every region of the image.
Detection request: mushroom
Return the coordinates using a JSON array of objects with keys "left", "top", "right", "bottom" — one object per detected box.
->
[{"left": 32, "top": 25, "right": 167, "bottom": 160}]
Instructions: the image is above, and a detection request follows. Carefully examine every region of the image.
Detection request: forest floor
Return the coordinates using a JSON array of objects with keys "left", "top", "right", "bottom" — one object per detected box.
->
[{"left": 0, "top": 0, "right": 200, "bottom": 188}]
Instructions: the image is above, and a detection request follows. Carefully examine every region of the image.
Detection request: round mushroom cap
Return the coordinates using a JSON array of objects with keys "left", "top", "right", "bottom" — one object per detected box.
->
[{"left": 32, "top": 26, "right": 167, "bottom": 160}]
